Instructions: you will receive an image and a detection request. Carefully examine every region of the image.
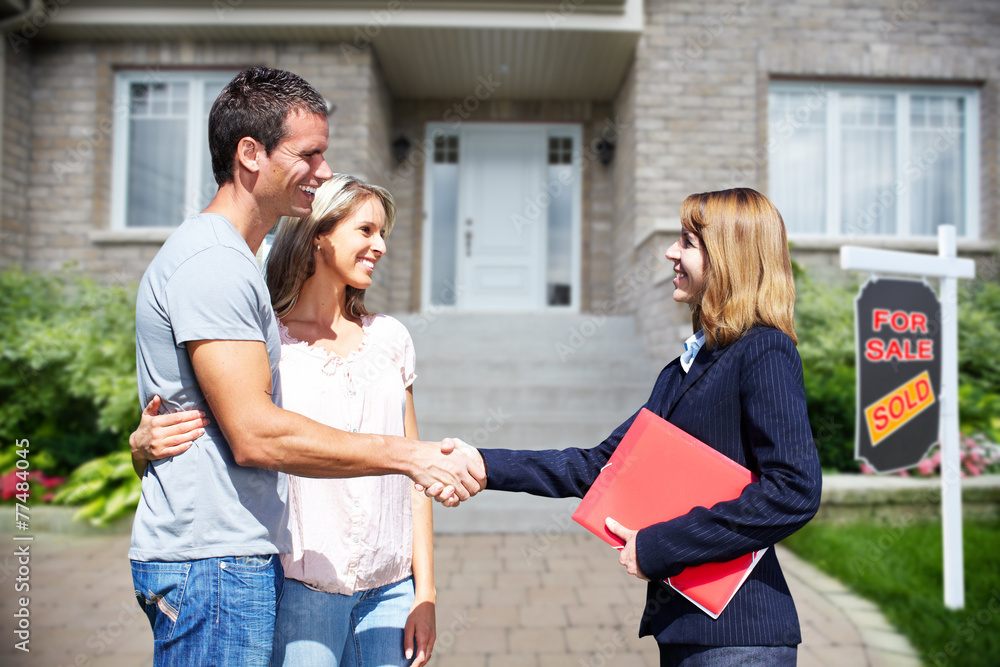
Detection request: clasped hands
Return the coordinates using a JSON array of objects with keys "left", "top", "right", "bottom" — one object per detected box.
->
[{"left": 412, "top": 437, "right": 485, "bottom": 508}]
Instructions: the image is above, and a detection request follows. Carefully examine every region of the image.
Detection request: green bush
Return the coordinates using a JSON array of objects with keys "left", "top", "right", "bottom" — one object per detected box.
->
[
  {"left": 794, "top": 273, "right": 1000, "bottom": 471},
  {"left": 0, "top": 268, "right": 140, "bottom": 502},
  {"left": 958, "top": 280, "right": 1000, "bottom": 419},
  {"left": 794, "top": 277, "right": 861, "bottom": 471},
  {"left": 52, "top": 451, "right": 139, "bottom": 525}
]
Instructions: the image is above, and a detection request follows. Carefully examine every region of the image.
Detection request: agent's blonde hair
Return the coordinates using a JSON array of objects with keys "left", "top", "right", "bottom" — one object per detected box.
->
[
  {"left": 681, "top": 188, "right": 797, "bottom": 349},
  {"left": 266, "top": 174, "right": 395, "bottom": 320}
]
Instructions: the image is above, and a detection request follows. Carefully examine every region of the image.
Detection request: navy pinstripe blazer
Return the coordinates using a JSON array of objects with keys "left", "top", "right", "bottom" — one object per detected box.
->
[{"left": 480, "top": 326, "right": 822, "bottom": 647}]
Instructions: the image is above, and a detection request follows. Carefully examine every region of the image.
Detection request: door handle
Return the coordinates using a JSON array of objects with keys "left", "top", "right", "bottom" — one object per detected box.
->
[{"left": 465, "top": 230, "right": 473, "bottom": 257}]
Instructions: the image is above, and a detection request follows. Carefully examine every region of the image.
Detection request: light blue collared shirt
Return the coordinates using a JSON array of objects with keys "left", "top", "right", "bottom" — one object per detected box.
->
[{"left": 680, "top": 329, "right": 705, "bottom": 373}]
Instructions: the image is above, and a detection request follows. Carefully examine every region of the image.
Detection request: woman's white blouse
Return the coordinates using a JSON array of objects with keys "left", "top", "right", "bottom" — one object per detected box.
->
[{"left": 277, "top": 314, "right": 417, "bottom": 595}]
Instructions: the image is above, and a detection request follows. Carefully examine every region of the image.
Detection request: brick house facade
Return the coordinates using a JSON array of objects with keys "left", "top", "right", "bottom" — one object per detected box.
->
[{"left": 1, "top": 0, "right": 996, "bottom": 360}]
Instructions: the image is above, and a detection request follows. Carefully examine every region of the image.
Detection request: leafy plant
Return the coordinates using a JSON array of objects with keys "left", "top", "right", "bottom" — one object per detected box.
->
[
  {"left": 52, "top": 451, "right": 140, "bottom": 526},
  {"left": 0, "top": 267, "right": 140, "bottom": 522},
  {"left": 794, "top": 276, "right": 860, "bottom": 471},
  {"left": 957, "top": 279, "right": 1000, "bottom": 417}
]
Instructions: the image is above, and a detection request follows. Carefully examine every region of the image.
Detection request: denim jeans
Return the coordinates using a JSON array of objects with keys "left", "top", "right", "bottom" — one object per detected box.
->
[
  {"left": 131, "top": 554, "right": 283, "bottom": 667},
  {"left": 272, "top": 575, "right": 416, "bottom": 667},
  {"left": 658, "top": 643, "right": 797, "bottom": 666}
]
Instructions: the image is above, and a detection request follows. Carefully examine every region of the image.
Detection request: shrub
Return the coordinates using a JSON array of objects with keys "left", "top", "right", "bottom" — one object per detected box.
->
[
  {"left": 0, "top": 267, "right": 139, "bottom": 501},
  {"left": 52, "top": 451, "right": 139, "bottom": 526},
  {"left": 795, "top": 276, "right": 860, "bottom": 471}
]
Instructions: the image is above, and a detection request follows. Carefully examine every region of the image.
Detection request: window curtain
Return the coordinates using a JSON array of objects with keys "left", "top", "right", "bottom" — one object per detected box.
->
[
  {"left": 910, "top": 96, "right": 965, "bottom": 236},
  {"left": 126, "top": 83, "right": 188, "bottom": 228},
  {"left": 840, "top": 94, "right": 896, "bottom": 236},
  {"left": 768, "top": 91, "right": 826, "bottom": 234}
]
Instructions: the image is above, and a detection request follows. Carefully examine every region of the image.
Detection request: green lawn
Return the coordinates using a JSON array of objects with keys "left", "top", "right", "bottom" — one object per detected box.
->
[{"left": 782, "top": 517, "right": 1000, "bottom": 667}]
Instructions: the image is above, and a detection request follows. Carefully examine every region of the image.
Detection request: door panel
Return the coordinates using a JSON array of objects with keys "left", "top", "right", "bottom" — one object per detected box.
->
[{"left": 458, "top": 127, "right": 546, "bottom": 311}]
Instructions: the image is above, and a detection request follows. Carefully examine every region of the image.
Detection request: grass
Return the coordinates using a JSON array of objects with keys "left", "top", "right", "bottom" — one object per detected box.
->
[{"left": 782, "top": 517, "right": 1000, "bottom": 667}]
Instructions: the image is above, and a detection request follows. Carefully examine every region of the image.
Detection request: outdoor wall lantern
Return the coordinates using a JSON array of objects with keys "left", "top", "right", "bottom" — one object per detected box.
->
[
  {"left": 392, "top": 135, "right": 412, "bottom": 164},
  {"left": 596, "top": 139, "right": 616, "bottom": 166}
]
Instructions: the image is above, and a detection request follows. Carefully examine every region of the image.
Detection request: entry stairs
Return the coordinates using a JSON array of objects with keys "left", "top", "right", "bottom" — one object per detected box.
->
[{"left": 393, "top": 313, "right": 663, "bottom": 533}]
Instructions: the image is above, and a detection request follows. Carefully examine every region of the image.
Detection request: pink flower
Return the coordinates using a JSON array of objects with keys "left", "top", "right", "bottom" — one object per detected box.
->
[
  {"left": 0, "top": 471, "right": 18, "bottom": 500},
  {"left": 33, "top": 472, "right": 65, "bottom": 490}
]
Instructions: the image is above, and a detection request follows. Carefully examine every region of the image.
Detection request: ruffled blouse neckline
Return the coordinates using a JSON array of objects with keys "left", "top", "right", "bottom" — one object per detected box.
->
[{"left": 277, "top": 314, "right": 376, "bottom": 364}]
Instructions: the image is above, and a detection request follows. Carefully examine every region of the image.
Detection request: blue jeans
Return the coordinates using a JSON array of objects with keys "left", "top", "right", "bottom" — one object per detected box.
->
[
  {"left": 131, "top": 554, "right": 283, "bottom": 667},
  {"left": 658, "top": 644, "right": 797, "bottom": 666},
  {"left": 272, "top": 575, "right": 415, "bottom": 667}
]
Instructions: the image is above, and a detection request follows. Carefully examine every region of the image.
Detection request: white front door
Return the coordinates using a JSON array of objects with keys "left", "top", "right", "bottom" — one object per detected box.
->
[
  {"left": 457, "top": 126, "right": 546, "bottom": 310},
  {"left": 422, "top": 123, "right": 581, "bottom": 312}
]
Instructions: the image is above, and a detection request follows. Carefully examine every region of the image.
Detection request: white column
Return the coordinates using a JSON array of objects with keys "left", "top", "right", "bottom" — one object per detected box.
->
[{"left": 938, "top": 225, "right": 964, "bottom": 609}]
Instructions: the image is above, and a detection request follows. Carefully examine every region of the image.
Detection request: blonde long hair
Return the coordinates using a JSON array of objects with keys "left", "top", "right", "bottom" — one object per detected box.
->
[
  {"left": 266, "top": 174, "right": 396, "bottom": 320},
  {"left": 681, "top": 188, "right": 797, "bottom": 349}
]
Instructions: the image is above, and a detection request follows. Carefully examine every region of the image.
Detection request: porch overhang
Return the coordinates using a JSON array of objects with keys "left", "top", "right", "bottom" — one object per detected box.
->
[{"left": 40, "top": 0, "right": 643, "bottom": 101}]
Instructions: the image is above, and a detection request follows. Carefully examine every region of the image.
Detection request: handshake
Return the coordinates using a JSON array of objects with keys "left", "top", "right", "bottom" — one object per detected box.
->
[{"left": 411, "top": 438, "right": 486, "bottom": 508}]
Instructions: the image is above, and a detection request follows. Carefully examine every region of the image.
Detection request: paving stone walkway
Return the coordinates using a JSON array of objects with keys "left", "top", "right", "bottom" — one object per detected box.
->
[{"left": 0, "top": 529, "right": 921, "bottom": 667}]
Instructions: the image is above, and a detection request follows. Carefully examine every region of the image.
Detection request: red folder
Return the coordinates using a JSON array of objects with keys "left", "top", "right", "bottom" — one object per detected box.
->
[{"left": 572, "top": 408, "right": 766, "bottom": 619}]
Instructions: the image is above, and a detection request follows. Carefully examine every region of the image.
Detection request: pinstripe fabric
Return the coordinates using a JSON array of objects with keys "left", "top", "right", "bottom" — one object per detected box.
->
[{"left": 480, "top": 327, "right": 822, "bottom": 647}]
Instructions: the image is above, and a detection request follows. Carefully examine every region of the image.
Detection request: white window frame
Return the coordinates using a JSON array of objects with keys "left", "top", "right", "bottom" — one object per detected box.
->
[
  {"left": 111, "top": 69, "right": 237, "bottom": 230},
  {"left": 768, "top": 81, "right": 980, "bottom": 240}
]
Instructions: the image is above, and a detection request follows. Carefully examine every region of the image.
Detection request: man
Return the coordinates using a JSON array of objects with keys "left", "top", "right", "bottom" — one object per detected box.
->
[{"left": 129, "top": 67, "right": 484, "bottom": 666}]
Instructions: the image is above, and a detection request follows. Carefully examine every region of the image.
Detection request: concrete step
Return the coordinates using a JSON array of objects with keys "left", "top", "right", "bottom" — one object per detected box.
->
[
  {"left": 415, "top": 359, "right": 662, "bottom": 385},
  {"left": 413, "top": 384, "right": 651, "bottom": 413},
  {"left": 417, "top": 411, "right": 633, "bottom": 450},
  {"left": 396, "top": 313, "right": 640, "bottom": 338},
  {"left": 396, "top": 312, "right": 658, "bottom": 529},
  {"left": 412, "top": 336, "right": 646, "bottom": 359}
]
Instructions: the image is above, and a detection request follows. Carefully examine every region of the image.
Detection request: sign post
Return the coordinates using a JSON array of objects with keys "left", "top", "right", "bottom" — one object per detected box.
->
[{"left": 841, "top": 226, "right": 975, "bottom": 610}]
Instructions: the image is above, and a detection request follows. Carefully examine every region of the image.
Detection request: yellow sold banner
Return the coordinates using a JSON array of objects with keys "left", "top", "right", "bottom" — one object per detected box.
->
[{"left": 864, "top": 371, "right": 936, "bottom": 446}]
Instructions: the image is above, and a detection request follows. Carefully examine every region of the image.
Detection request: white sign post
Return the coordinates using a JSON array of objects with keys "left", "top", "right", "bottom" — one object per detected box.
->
[{"left": 840, "top": 225, "right": 975, "bottom": 610}]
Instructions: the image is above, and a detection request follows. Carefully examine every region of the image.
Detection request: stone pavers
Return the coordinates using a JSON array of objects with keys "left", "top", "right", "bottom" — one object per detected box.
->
[{"left": 0, "top": 530, "right": 920, "bottom": 666}]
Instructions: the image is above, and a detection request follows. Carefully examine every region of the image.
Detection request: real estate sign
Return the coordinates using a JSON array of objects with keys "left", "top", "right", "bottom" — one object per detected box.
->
[{"left": 854, "top": 277, "right": 942, "bottom": 474}]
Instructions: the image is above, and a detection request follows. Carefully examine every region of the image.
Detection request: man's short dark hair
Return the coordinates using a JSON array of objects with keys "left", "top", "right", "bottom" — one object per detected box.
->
[{"left": 209, "top": 67, "right": 328, "bottom": 185}]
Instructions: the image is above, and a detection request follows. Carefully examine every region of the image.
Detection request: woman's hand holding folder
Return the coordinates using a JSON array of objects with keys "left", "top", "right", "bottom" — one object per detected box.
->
[{"left": 606, "top": 517, "right": 650, "bottom": 581}]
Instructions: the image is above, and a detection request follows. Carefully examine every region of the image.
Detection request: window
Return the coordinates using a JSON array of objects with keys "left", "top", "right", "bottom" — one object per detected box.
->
[
  {"left": 428, "top": 134, "right": 460, "bottom": 306},
  {"left": 768, "top": 82, "right": 979, "bottom": 239},
  {"left": 546, "top": 133, "right": 575, "bottom": 306},
  {"left": 112, "top": 70, "right": 237, "bottom": 228}
]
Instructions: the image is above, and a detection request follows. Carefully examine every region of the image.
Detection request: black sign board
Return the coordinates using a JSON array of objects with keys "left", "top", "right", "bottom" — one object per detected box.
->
[{"left": 855, "top": 277, "right": 942, "bottom": 473}]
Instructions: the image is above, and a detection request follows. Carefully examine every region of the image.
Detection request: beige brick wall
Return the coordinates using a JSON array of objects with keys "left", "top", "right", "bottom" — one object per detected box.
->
[
  {"left": 1, "top": 47, "right": 33, "bottom": 271},
  {"left": 11, "top": 39, "right": 386, "bottom": 284},
  {"left": 628, "top": 0, "right": 1000, "bottom": 361},
  {"left": 5, "top": 2, "right": 996, "bottom": 353},
  {"left": 361, "top": 58, "right": 397, "bottom": 314}
]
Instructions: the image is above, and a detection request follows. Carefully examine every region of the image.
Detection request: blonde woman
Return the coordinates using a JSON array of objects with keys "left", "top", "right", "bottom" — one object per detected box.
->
[
  {"left": 476, "top": 188, "right": 822, "bottom": 666},
  {"left": 265, "top": 174, "right": 435, "bottom": 666}
]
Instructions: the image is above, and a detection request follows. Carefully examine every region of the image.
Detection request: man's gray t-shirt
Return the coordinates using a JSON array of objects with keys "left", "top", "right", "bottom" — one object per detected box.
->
[{"left": 130, "top": 213, "right": 289, "bottom": 562}]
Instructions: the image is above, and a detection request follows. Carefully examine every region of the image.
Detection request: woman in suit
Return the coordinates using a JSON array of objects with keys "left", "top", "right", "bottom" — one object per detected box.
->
[{"left": 474, "top": 188, "right": 822, "bottom": 666}]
